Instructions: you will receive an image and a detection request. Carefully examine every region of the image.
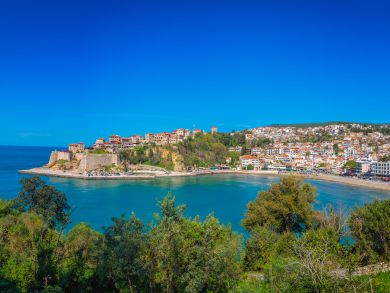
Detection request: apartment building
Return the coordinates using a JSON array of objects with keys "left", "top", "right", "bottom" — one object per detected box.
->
[
  {"left": 240, "top": 155, "right": 261, "bottom": 170},
  {"left": 371, "top": 162, "right": 390, "bottom": 176}
]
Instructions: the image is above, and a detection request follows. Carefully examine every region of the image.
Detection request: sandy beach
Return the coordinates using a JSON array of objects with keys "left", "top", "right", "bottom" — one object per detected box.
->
[{"left": 18, "top": 167, "right": 390, "bottom": 192}]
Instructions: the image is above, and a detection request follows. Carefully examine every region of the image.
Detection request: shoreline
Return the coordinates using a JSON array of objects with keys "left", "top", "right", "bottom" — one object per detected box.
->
[{"left": 18, "top": 168, "right": 390, "bottom": 192}]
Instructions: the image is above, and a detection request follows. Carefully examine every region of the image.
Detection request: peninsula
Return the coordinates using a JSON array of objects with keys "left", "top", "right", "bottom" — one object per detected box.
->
[{"left": 20, "top": 122, "right": 390, "bottom": 190}]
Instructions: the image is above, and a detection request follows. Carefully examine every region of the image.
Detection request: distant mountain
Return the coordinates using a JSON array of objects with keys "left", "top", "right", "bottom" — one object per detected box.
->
[{"left": 265, "top": 121, "right": 389, "bottom": 128}]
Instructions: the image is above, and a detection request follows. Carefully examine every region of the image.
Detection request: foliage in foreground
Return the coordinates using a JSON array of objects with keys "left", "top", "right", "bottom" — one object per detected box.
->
[
  {"left": 0, "top": 176, "right": 390, "bottom": 292},
  {"left": 0, "top": 177, "right": 241, "bottom": 292}
]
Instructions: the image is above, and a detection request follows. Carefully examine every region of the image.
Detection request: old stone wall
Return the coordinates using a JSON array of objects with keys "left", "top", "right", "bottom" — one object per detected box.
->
[
  {"left": 78, "top": 154, "right": 120, "bottom": 171},
  {"left": 48, "top": 151, "right": 71, "bottom": 164},
  {"left": 48, "top": 151, "right": 120, "bottom": 171}
]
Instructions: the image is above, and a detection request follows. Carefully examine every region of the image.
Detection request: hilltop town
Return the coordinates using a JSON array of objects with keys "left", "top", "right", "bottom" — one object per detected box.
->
[{"left": 22, "top": 122, "right": 390, "bottom": 184}]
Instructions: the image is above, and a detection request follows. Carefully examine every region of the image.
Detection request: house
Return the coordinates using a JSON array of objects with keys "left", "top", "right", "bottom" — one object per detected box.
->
[
  {"left": 109, "top": 135, "right": 122, "bottom": 144},
  {"left": 68, "top": 142, "right": 85, "bottom": 153},
  {"left": 240, "top": 155, "right": 261, "bottom": 170}
]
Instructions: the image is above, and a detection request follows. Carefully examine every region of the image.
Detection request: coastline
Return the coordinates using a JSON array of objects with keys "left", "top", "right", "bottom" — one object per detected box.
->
[{"left": 18, "top": 167, "right": 390, "bottom": 192}]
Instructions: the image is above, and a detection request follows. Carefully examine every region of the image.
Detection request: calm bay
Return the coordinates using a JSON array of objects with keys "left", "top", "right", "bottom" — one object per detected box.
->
[{"left": 1, "top": 145, "right": 390, "bottom": 233}]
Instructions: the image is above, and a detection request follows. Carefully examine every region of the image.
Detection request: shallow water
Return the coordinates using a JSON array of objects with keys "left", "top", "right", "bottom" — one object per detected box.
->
[{"left": 1, "top": 145, "right": 389, "bottom": 233}]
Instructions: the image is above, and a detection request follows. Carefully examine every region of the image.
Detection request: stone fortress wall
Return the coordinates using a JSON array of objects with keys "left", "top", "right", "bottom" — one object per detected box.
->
[
  {"left": 49, "top": 151, "right": 71, "bottom": 164},
  {"left": 48, "top": 151, "right": 120, "bottom": 172},
  {"left": 78, "top": 154, "right": 120, "bottom": 171}
]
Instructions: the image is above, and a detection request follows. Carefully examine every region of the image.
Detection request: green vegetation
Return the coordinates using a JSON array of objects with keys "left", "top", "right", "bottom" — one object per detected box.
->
[
  {"left": 89, "top": 149, "right": 110, "bottom": 154},
  {"left": 350, "top": 124, "right": 390, "bottom": 136},
  {"left": 344, "top": 160, "right": 358, "bottom": 171},
  {"left": 0, "top": 176, "right": 389, "bottom": 292},
  {"left": 214, "top": 132, "right": 246, "bottom": 147},
  {"left": 301, "top": 130, "right": 334, "bottom": 143},
  {"left": 177, "top": 133, "right": 228, "bottom": 167},
  {"left": 240, "top": 177, "right": 390, "bottom": 292},
  {"left": 15, "top": 176, "right": 70, "bottom": 227},
  {"left": 120, "top": 146, "right": 175, "bottom": 171},
  {"left": 242, "top": 176, "right": 317, "bottom": 233},
  {"left": 245, "top": 164, "right": 254, "bottom": 171},
  {"left": 333, "top": 143, "right": 339, "bottom": 155},
  {"left": 249, "top": 137, "right": 273, "bottom": 148},
  {"left": 380, "top": 155, "right": 390, "bottom": 162},
  {"left": 349, "top": 199, "right": 390, "bottom": 264}
]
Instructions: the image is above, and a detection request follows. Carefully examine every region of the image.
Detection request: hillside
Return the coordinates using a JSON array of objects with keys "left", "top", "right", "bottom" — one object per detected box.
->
[{"left": 265, "top": 121, "right": 389, "bottom": 128}]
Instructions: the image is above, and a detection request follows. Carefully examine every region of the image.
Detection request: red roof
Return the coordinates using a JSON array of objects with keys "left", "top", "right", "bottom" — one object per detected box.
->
[{"left": 241, "top": 155, "right": 258, "bottom": 159}]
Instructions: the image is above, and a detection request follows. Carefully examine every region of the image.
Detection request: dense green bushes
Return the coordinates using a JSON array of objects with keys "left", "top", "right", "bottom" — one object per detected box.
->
[
  {"left": 177, "top": 134, "right": 228, "bottom": 167},
  {"left": 0, "top": 176, "right": 389, "bottom": 292},
  {"left": 119, "top": 146, "right": 175, "bottom": 171},
  {"left": 0, "top": 178, "right": 241, "bottom": 292}
]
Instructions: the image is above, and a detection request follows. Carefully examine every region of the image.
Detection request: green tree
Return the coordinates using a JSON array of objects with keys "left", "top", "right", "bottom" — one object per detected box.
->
[
  {"left": 0, "top": 199, "right": 14, "bottom": 218},
  {"left": 242, "top": 176, "right": 317, "bottom": 233},
  {"left": 379, "top": 154, "right": 390, "bottom": 162},
  {"left": 343, "top": 160, "right": 358, "bottom": 172},
  {"left": 266, "top": 228, "right": 346, "bottom": 292},
  {"left": 0, "top": 212, "right": 62, "bottom": 292},
  {"left": 15, "top": 176, "right": 70, "bottom": 227},
  {"left": 333, "top": 143, "right": 339, "bottom": 156},
  {"left": 348, "top": 199, "right": 390, "bottom": 263},
  {"left": 177, "top": 134, "right": 228, "bottom": 167},
  {"left": 151, "top": 193, "right": 241, "bottom": 292},
  {"left": 246, "top": 164, "right": 254, "bottom": 171},
  {"left": 96, "top": 214, "right": 152, "bottom": 293},
  {"left": 60, "top": 223, "right": 102, "bottom": 292},
  {"left": 242, "top": 226, "right": 294, "bottom": 271}
]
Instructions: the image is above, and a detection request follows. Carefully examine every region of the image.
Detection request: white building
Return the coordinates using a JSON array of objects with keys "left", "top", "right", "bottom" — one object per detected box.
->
[
  {"left": 240, "top": 155, "right": 261, "bottom": 170},
  {"left": 371, "top": 162, "right": 390, "bottom": 176}
]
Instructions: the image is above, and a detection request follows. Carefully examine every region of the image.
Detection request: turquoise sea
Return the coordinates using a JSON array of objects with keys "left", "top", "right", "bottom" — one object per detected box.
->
[{"left": 1, "top": 145, "right": 390, "bottom": 233}]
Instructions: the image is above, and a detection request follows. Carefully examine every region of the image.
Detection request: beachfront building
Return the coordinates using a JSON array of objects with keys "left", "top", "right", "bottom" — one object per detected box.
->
[
  {"left": 240, "top": 155, "right": 261, "bottom": 170},
  {"left": 357, "top": 161, "right": 371, "bottom": 174},
  {"left": 371, "top": 162, "right": 390, "bottom": 177}
]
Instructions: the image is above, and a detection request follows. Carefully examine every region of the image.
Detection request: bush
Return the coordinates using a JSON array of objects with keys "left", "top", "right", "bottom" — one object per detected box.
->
[{"left": 348, "top": 199, "right": 390, "bottom": 263}]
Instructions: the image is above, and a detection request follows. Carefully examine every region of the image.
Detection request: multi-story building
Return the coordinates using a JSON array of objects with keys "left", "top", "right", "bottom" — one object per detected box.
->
[
  {"left": 109, "top": 135, "right": 122, "bottom": 144},
  {"left": 69, "top": 142, "right": 85, "bottom": 153},
  {"left": 145, "top": 133, "right": 154, "bottom": 143},
  {"left": 240, "top": 155, "right": 261, "bottom": 170},
  {"left": 371, "top": 162, "right": 390, "bottom": 176},
  {"left": 130, "top": 135, "right": 143, "bottom": 144},
  {"left": 211, "top": 126, "right": 218, "bottom": 134},
  {"left": 357, "top": 161, "right": 371, "bottom": 174}
]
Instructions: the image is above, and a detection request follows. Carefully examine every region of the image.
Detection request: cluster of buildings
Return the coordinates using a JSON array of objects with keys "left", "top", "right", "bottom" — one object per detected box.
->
[
  {"left": 68, "top": 126, "right": 218, "bottom": 153},
  {"left": 65, "top": 123, "right": 390, "bottom": 177},
  {"left": 238, "top": 124, "right": 390, "bottom": 177}
]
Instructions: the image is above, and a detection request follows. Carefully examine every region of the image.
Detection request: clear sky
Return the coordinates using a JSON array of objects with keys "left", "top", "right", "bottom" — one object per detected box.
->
[{"left": 1, "top": 0, "right": 389, "bottom": 146}]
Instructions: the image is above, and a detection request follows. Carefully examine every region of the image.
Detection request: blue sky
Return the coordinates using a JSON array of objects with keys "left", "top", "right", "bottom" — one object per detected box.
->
[{"left": 1, "top": 0, "right": 389, "bottom": 146}]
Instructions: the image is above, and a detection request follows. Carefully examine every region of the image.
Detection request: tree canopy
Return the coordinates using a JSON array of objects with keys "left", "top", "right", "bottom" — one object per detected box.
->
[
  {"left": 1, "top": 176, "right": 390, "bottom": 292},
  {"left": 15, "top": 176, "right": 70, "bottom": 227},
  {"left": 242, "top": 176, "right": 318, "bottom": 233},
  {"left": 348, "top": 199, "right": 390, "bottom": 263}
]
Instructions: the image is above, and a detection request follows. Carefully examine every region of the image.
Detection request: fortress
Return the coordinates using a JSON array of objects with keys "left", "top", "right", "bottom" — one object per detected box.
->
[{"left": 48, "top": 151, "right": 120, "bottom": 172}]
